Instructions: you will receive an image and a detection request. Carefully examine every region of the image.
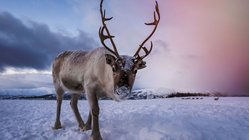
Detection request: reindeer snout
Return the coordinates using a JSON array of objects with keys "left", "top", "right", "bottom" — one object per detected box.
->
[
  {"left": 123, "top": 71, "right": 128, "bottom": 77},
  {"left": 122, "top": 72, "right": 129, "bottom": 81},
  {"left": 117, "top": 71, "right": 129, "bottom": 87}
]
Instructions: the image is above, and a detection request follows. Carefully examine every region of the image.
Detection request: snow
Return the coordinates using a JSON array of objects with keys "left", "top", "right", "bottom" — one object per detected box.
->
[
  {"left": 133, "top": 88, "right": 174, "bottom": 98},
  {"left": 0, "top": 97, "right": 249, "bottom": 140},
  {"left": 0, "top": 87, "right": 54, "bottom": 96},
  {"left": 120, "top": 55, "right": 135, "bottom": 71},
  {"left": 134, "top": 88, "right": 175, "bottom": 95}
]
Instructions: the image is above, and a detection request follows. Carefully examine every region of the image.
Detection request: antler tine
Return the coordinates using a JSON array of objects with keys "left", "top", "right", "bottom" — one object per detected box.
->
[
  {"left": 134, "top": 1, "right": 160, "bottom": 60},
  {"left": 99, "top": 27, "right": 116, "bottom": 55},
  {"left": 99, "top": 0, "right": 120, "bottom": 58},
  {"left": 140, "top": 41, "right": 153, "bottom": 59}
]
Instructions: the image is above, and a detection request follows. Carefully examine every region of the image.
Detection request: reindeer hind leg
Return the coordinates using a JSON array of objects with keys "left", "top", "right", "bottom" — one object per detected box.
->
[
  {"left": 70, "top": 94, "right": 85, "bottom": 130},
  {"left": 84, "top": 111, "right": 92, "bottom": 131},
  {"left": 53, "top": 87, "right": 64, "bottom": 129}
]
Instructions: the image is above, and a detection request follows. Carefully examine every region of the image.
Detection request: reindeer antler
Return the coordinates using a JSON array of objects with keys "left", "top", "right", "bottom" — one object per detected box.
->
[
  {"left": 134, "top": 1, "right": 160, "bottom": 60},
  {"left": 99, "top": 0, "right": 120, "bottom": 58}
]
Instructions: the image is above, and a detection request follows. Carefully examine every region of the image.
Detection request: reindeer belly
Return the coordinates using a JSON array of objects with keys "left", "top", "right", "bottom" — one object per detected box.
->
[
  {"left": 58, "top": 61, "right": 86, "bottom": 93},
  {"left": 61, "top": 77, "right": 84, "bottom": 93}
]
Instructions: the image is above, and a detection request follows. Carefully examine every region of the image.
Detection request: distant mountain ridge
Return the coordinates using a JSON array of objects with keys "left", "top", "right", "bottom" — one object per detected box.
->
[
  {"left": 0, "top": 88, "right": 248, "bottom": 100},
  {"left": 0, "top": 88, "right": 207, "bottom": 100}
]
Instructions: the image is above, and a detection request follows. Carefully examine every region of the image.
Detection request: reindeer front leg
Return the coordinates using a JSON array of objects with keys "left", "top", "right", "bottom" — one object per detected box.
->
[{"left": 86, "top": 88, "right": 102, "bottom": 140}]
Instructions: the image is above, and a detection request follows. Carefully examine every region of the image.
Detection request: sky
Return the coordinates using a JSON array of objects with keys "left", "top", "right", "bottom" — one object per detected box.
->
[{"left": 0, "top": 0, "right": 249, "bottom": 95}]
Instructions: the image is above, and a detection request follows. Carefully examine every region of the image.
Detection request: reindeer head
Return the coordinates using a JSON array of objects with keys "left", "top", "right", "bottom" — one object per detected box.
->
[{"left": 99, "top": 0, "right": 160, "bottom": 97}]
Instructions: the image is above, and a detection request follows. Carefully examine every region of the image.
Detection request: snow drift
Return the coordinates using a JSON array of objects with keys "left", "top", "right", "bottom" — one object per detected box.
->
[{"left": 0, "top": 97, "right": 248, "bottom": 140}]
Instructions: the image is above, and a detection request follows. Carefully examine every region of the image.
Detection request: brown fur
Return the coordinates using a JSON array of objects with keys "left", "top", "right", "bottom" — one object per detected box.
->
[{"left": 52, "top": 51, "right": 73, "bottom": 85}]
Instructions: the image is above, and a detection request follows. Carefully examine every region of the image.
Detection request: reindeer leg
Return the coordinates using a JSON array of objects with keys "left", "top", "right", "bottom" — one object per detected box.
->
[
  {"left": 53, "top": 88, "right": 64, "bottom": 129},
  {"left": 83, "top": 111, "right": 92, "bottom": 131},
  {"left": 86, "top": 88, "right": 102, "bottom": 140},
  {"left": 70, "top": 94, "right": 85, "bottom": 130}
]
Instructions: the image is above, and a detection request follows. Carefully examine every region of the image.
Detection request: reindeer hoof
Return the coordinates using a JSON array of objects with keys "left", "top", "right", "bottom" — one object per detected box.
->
[
  {"left": 53, "top": 121, "right": 62, "bottom": 130},
  {"left": 78, "top": 123, "right": 85, "bottom": 130},
  {"left": 81, "top": 125, "right": 91, "bottom": 132},
  {"left": 82, "top": 124, "right": 92, "bottom": 131}
]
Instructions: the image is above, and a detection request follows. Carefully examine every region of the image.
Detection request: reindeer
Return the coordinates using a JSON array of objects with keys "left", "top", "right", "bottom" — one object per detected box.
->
[{"left": 52, "top": 0, "right": 160, "bottom": 139}]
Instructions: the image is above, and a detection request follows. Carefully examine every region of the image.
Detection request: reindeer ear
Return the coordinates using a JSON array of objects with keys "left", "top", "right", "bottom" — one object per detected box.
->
[
  {"left": 105, "top": 54, "right": 116, "bottom": 66},
  {"left": 138, "top": 60, "right": 146, "bottom": 69}
]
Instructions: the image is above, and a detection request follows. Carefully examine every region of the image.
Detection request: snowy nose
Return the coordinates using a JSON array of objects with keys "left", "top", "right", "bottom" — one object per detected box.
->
[{"left": 122, "top": 74, "right": 128, "bottom": 82}]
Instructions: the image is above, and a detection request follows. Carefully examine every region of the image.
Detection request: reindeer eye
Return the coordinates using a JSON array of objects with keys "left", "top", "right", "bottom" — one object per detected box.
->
[
  {"left": 134, "top": 69, "right": 137, "bottom": 74},
  {"left": 132, "top": 59, "right": 137, "bottom": 63},
  {"left": 107, "top": 59, "right": 112, "bottom": 64},
  {"left": 112, "top": 66, "right": 116, "bottom": 72}
]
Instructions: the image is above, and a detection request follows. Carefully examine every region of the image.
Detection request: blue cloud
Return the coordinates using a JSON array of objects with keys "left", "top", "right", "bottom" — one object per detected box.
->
[{"left": 0, "top": 11, "right": 98, "bottom": 71}]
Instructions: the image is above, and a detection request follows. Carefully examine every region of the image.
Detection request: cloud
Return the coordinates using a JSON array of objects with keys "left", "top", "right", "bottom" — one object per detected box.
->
[
  {"left": 0, "top": 73, "right": 52, "bottom": 89},
  {"left": 1, "top": 1, "right": 249, "bottom": 94},
  {"left": 132, "top": 0, "right": 249, "bottom": 94},
  {"left": 0, "top": 11, "right": 98, "bottom": 71}
]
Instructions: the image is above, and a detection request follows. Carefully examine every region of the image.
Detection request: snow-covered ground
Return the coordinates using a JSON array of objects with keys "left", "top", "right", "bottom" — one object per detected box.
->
[
  {"left": 0, "top": 97, "right": 249, "bottom": 140},
  {"left": 0, "top": 87, "right": 54, "bottom": 97}
]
